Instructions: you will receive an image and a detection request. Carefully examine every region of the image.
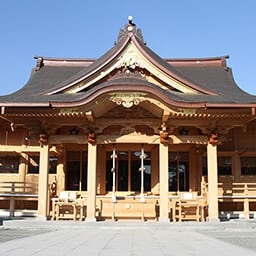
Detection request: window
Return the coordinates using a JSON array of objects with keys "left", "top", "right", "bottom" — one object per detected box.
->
[
  {"left": 241, "top": 156, "right": 256, "bottom": 175},
  {"left": 202, "top": 156, "right": 207, "bottom": 176},
  {"left": 0, "top": 155, "right": 19, "bottom": 173},
  {"left": 28, "top": 155, "right": 40, "bottom": 174},
  {"left": 218, "top": 156, "right": 232, "bottom": 175},
  {"left": 105, "top": 149, "right": 151, "bottom": 192},
  {"left": 117, "top": 151, "right": 129, "bottom": 191},
  {"left": 202, "top": 156, "right": 232, "bottom": 176},
  {"left": 168, "top": 152, "right": 189, "bottom": 191},
  {"left": 49, "top": 156, "right": 58, "bottom": 174},
  {"left": 131, "top": 151, "right": 151, "bottom": 192},
  {"left": 28, "top": 155, "right": 58, "bottom": 174},
  {"left": 66, "top": 151, "right": 87, "bottom": 190}
]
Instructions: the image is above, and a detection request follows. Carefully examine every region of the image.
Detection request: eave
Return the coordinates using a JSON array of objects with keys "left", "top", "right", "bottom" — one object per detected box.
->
[
  {"left": 130, "top": 34, "right": 218, "bottom": 96},
  {"left": 0, "top": 103, "right": 50, "bottom": 114},
  {"left": 3, "top": 110, "right": 254, "bottom": 124},
  {"left": 49, "top": 82, "right": 207, "bottom": 109},
  {"left": 0, "top": 103, "right": 50, "bottom": 107},
  {"left": 165, "top": 55, "right": 229, "bottom": 67},
  {"left": 46, "top": 35, "right": 131, "bottom": 95}
]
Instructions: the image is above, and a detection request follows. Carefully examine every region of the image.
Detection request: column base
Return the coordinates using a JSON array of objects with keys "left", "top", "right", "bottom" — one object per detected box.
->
[
  {"left": 85, "top": 217, "right": 97, "bottom": 222},
  {"left": 206, "top": 217, "right": 220, "bottom": 222},
  {"left": 158, "top": 217, "right": 170, "bottom": 222},
  {"left": 36, "top": 216, "right": 48, "bottom": 221}
]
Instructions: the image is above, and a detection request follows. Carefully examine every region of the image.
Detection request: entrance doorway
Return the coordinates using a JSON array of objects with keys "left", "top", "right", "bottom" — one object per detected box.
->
[
  {"left": 105, "top": 145, "right": 151, "bottom": 193},
  {"left": 168, "top": 152, "right": 189, "bottom": 191},
  {"left": 66, "top": 151, "right": 87, "bottom": 191}
]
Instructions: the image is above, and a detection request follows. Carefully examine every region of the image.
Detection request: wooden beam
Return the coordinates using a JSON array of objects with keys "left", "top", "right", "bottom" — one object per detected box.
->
[
  {"left": 0, "top": 145, "right": 41, "bottom": 153},
  {"left": 162, "top": 110, "right": 170, "bottom": 123},
  {"left": 86, "top": 111, "right": 95, "bottom": 124}
]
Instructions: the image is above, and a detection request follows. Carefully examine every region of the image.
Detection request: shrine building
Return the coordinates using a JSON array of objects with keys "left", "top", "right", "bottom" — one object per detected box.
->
[{"left": 1, "top": 17, "right": 256, "bottom": 222}]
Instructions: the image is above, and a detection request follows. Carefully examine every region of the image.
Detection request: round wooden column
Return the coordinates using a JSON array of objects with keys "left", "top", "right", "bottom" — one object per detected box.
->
[
  {"left": 86, "top": 143, "right": 97, "bottom": 222},
  {"left": 159, "top": 143, "right": 169, "bottom": 222},
  {"left": 38, "top": 144, "right": 49, "bottom": 219},
  {"left": 207, "top": 143, "right": 219, "bottom": 221}
]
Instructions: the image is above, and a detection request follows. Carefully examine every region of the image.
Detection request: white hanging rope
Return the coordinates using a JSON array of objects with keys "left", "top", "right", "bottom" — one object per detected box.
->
[
  {"left": 139, "top": 144, "right": 146, "bottom": 202},
  {"left": 111, "top": 144, "right": 117, "bottom": 203}
]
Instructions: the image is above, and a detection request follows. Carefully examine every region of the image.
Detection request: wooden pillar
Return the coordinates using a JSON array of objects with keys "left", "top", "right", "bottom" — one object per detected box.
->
[
  {"left": 86, "top": 143, "right": 97, "bottom": 222},
  {"left": 233, "top": 152, "right": 240, "bottom": 183},
  {"left": 207, "top": 143, "right": 219, "bottom": 221},
  {"left": 57, "top": 148, "right": 65, "bottom": 193},
  {"left": 37, "top": 144, "right": 49, "bottom": 219},
  {"left": 159, "top": 143, "right": 169, "bottom": 221},
  {"left": 19, "top": 152, "right": 27, "bottom": 183},
  {"left": 189, "top": 149, "right": 197, "bottom": 190}
]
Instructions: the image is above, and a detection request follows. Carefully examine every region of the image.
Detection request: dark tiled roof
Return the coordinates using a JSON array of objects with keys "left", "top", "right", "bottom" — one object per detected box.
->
[
  {"left": 0, "top": 21, "right": 256, "bottom": 107},
  {"left": 174, "top": 66, "right": 256, "bottom": 104},
  {"left": 45, "top": 35, "right": 130, "bottom": 95},
  {"left": 0, "top": 66, "right": 85, "bottom": 103}
]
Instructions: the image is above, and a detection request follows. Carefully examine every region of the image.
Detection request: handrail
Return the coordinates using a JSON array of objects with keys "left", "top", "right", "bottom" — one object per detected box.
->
[
  {"left": 0, "top": 181, "right": 39, "bottom": 217},
  {"left": 201, "top": 181, "right": 256, "bottom": 197},
  {"left": 0, "top": 181, "right": 38, "bottom": 194}
]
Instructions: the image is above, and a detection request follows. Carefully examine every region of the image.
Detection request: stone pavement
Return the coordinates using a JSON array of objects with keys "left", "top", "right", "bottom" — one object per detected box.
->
[{"left": 1, "top": 218, "right": 256, "bottom": 256}]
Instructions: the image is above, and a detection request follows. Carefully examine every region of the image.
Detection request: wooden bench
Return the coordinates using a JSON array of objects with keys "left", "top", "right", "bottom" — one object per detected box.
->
[
  {"left": 172, "top": 192, "right": 205, "bottom": 222},
  {"left": 99, "top": 196, "right": 157, "bottom": 221},
  {"left": 0, "top": 181, "right": 38, "bottom": 217},
  {"left": 218, "top": 183, "right": 256, "bottom": 220},
  {"left": 52, "top": 191, "right": 86, "bottom": 220}
]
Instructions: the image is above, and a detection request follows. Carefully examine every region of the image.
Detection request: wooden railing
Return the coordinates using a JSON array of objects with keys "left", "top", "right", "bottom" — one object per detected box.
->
[
  {"left": 0, "top": 181, "right": 38, "bottom": 217},
  {"left": 201, "top": 180, "right": 256, "bottom": 219},
  {"left": 217, "top": 182, "right": 256, "bottom": 197},
  {"left": 0, "top": 181, "right": 38, "bottom": 194}
]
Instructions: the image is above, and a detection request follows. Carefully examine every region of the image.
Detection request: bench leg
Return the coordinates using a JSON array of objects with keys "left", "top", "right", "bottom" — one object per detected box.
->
[
  {"left": 178, "top": 205, "right": 182, "bottom": 222},
  {"left": 52, "top": 202, "right": 56, "bottom": 220},
  {"left": 9, "top": 197, "right": 15, "bottom": 217},
  {"left": 141, "top": 203, "right": 145, "bottom": 221},
  {"left": 56, "top": 204, "right": 60, "bottom": 220},
  {"left": 172, "top": 204, "right": 177, "bottom": 222},
  {"left": 201, "top": 206, "right": 205, "bottom": 222},
  {"left": 244, "top": 199, "right": 250, "bottom": 220},
  {"left": 79, "top": 205, "right": 84, "bottom": 221},
  {"left": 72, "top": 205, "right": 75, "bottom": 220},
  {"left": 196, "top": 206, "right": 200, "bottom": 222},
  {"left": 111, "top": 203, "right": 116, "bottom": 221}
]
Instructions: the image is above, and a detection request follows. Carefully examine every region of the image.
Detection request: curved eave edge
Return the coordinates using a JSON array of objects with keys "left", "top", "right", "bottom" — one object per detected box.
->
[
  {"left": 49, "top": 83, "right": 207, "bottom": 109},
  {"left": 46, "top": 35, "right": 132, "bottom": 95},
  {"left": 2, "top": 100, "right": 255, "bottom": 109},
  {"left": 205, "top": 103, "right": 256, "bottom": 108},
  {"left": 49, "top": 82, "right": 256, "bottom": 111},
  {"left": 0, "top": 102, "right": 50, "bottom": 107},
  {"left": 131, "top": 34, "right": 218, "bottom": 96},
  {"left": 0, "top": 102, "right": 50, "bottom": 114}
]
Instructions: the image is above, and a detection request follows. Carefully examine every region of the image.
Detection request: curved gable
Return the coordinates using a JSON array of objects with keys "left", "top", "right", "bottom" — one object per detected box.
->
[{"left": 45, "top": 21, "right": 217, "bottom": 96}]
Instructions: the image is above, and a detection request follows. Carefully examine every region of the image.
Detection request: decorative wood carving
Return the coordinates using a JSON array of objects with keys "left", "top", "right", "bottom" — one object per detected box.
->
[
  {"left": 160, "top": 122, "right": 169, "bottom": 144},
  {"left": 102, "top": 105, "right": 156, "bottom": 118},
  {"left": 108, "top": 67, "right": 147, "bottom": 81},
  {"left": 110, "top": 93, "right": 146, "bottom": 108},
  {"left": 88, "top": 130, "right": 97, "bottom": 144},
  {"left": 39, "top": 132, "right": 48, "bottom": 145},
  {"left": 208, "top": 132, "right": 218, "bottom": 146}
]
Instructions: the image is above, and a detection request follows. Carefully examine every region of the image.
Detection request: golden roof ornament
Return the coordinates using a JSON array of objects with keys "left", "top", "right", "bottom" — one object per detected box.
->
[{"left": 116, "top": 16, "right": 145, "bottom": 44}]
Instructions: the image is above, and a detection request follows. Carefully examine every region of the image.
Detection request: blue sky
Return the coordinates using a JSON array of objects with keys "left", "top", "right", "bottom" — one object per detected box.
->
[{"left": 0, "top": 0, "right": 256, "bottom": 96}]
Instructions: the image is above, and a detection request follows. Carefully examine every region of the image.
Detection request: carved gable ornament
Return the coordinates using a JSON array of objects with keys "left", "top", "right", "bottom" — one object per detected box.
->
[
  {"left": 110, "top": 93, "right": 146, "bottom": 108},
  {"left": 114, "top": 43, "right": 198, "bottom": 94}
]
